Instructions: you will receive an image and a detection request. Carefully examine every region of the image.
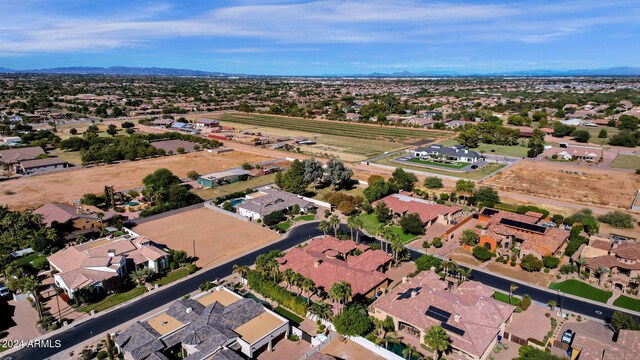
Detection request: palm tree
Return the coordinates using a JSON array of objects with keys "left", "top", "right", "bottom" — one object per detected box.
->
[
  {"left": 283, "top": 269, "right": 295, "bottom": 290},
  {"left": 424, "top": 325, "right": 451, "bottom": 360},
  {"left": 75, "top": 234, "right": 86, "bottom": 244},
  {"left": 22, "top": 276, "right": 43, "bottom": 319},
  {"left": 374, "top": 316, "right": 395, "bottom": 347},
  {"left": 376, "top": 224, "right": 388, "bottom": 251},
  {"left": 130, "top": 268, "right": 152, "bottom": 286},
  {"left": 329, "top": 215, "right": 340, "bottom": 236},
  {"left": 402, "top": 344, "right": 418, "bottom": 360},
  {"left": 292, "top": 272, "right": 304, "bottom": 295},
  {"left": 596, "top": 266, "right": 610, "bottom": 285},
  {"left": 390, "top": 238, "right": 405, "bottom": 267},
  {"left": 308, "top": 302, "right": 332, "bottom": 321},
  {"left": 318, "top": 220, "right": 330, "bottom": 236},
  {"left": 576, "top": 257, "right": 587, "bottom": 274},
  {"left": 547, "top": 300, "right": 557, "bottom": 310},
  {"left": 267, "top": 259, "right": 280, "bottom": 283},
  {"left": 444, "top": 261, "right": 459, "bottom": 278},
  {"left": 353, "top": 217, "right": 364, "bottom": 244},
  {"left": 509, "top": 283, "right": 519, "bottom": 304},
  {"left": 96, "top": 212, "right": 105, "bottom": 230},
  {"left": 301, "top": 278, "right": 316, "bottom": 304},
  {"left": 328, "top": 281, "right": 352, "bottom": 313},
  {"left": 232, "top": 264, "right": 250, "bottom": 280},
  {"left": 347, "top": 216, "right": 358, "bottom": 241}
]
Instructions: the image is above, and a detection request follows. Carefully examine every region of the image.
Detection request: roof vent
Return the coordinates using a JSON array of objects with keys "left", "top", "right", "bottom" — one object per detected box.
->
[
  {"left": 107, "top": 249, "right": 116, "bottom": 257},
  {"left": 186, "top": 307, "right": 192, "bottom": 314},
  {"left": 454, "top": 314, "right": 461, "bottom": 323}
]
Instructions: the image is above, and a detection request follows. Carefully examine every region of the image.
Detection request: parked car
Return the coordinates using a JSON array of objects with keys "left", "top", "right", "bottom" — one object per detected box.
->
[
  {"left": 0, "top": 282, "right": 10, "bottom": 297},
  {"left": 561, "top": 329, "right": 575, "bottom": 344}
]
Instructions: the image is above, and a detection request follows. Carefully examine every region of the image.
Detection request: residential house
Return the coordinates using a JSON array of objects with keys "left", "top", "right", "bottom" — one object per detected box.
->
[
  {"left": 0, "top": 146, "right": 45, "bottom": 171},
  {"left": 374, "top": 193, "right": 461, "bottom": 228},
  {"left": 277, "top": 236, "right": 391, "bottom": 300},
  {"left": 563, "top": 329, "right": 640, "bottom": 359},
  {"left": 48, "top": 234, "right": 169, "bottom": 298},
  {"left": 150, "top": 119, "right": 174, "bottom": 127},
  {"left": 414, "top": 144, "right": 481, "bottom": 163},
  {"left": 33, "top": 202, "right": 117, "bottom": 230},
  {"left": 17, "top": 157, "right": 69, "bottom": 174},
  {"left": 371, "top": 271, "right": 514, "bottom": 360},
  {"left": 195, "top": 118, "right": 220, "bottom": 128},
  {"left": 197, "top": 168, "right": 252, "bottom": 188},
  {"left": 476, "top": 208, "right": 569, "bottom": 259},
  {"left": 236, "top": 186, "right": 315, "bottom": 220},
  {"left": 115, "top": 287, "right": 289, "bottom": 360},
  {"left": 583, "top": 239, "right": 640, "bottom": 292}
]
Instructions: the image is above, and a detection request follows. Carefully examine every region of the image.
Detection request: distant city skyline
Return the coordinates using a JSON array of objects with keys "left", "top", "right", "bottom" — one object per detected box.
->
[{"left": 1, "top": 0, "right": 639, "bottom": 75}]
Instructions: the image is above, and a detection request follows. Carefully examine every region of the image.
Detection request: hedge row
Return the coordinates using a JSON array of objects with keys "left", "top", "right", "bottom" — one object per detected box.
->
[{"left": 246, "top": 271, "right": 307, "bottom": 316}]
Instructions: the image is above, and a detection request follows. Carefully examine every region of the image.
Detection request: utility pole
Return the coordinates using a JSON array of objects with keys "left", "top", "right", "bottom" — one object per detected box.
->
[{"left": 192, "top": 239, "right": 196, "bottom": 260}]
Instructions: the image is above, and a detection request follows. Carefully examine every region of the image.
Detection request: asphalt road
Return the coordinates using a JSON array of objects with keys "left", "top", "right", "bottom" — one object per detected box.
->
[
  {"left": 7, "top": 222, "right": 325, "bottom": 360},
  {"left": 8, "top": 224, "right": 633, "bottom": 359}
]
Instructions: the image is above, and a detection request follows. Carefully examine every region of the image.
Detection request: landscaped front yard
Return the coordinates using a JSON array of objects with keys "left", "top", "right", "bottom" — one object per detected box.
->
[
  {"left": 549, "top": 280, "right": 613, "bottom": 303},
  {"left": 152, "top": 268, "right": 190, "bottom": 286},
  {"left": 493, "top": 291, "right": 521, "bottom": 305},
  {"left": 407, "top": 157, "right": 470, "bottom": 169},
  {"left": 78, "top": 286, "right": 147, "bottom": 313},
  {"left": 613, "top": 294, "right": 640, "bottom": 312},
  {"left": 356, "top": 214, "right": 418, "bottom": 244}
]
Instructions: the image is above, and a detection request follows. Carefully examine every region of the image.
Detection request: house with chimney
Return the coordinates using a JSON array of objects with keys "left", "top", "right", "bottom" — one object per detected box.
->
[
  {"left": 373, "top": 192, "right": 461, "bottom": 229},
  {"left": 371, "top": 271, "right": 514, "bottom": 360},
  {"left": 47, "top": 233, "right": 169, "bottom": 299},
  {"left": 581, "top": 239, "right": 640, "bottom": 292},
  {"left": 33, "top": 202, "right": 118, "bottom": 231}
]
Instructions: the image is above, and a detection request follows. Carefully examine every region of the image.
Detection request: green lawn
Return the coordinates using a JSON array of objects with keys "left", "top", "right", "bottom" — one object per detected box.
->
[
  {"left": 356, "top": 214, "right": 418, "bottom": 244},
  {"left": 275, "top": 221, "right": 292, "bottom": 232},
  {"left": 377, "top": 155, "right": 505, "bottom": 180},
  {"left": 610, "top": 154, "right": 640, "bottom": 170},
  {"left": 12, "top": 253, "right": 46, "bottom": 266},
  {"left": 613, "top": 295, "right": 640, "bottom": 312},
  {"left": 439, "top": 139, "right": 529, "bottom": 158},
  {"left": 152, "top": 268, "right": 190, "bottom": 286},
  {"left": 293, "top": 214, "right": 315, "bottom": 222},
  {"left": 78, "top": 286, "right": 147, "bottom": 313},
  {"left": 493, "top": 291, "right": 521, "bottom": 305},
  {"left": 274, "top": 306, "right": 304, "bottom": 325},
  {"left": 49, "top": 148, "right": 84, "bottom": 165},
  {"left": 191, "top": 173, "right": 277, "bottom": 200},
  {"left": 407, "top": 158, "right": 470, "bottom": 169},
  {"left": 549, "top": 280, "right": 613, "bottom": 303}
]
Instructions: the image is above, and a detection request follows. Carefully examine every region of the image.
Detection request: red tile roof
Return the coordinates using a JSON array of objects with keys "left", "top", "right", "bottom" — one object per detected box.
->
[
  {"left": 277, "top": 236, "right": 390, "bottom": 296},
  {"left": 375, "top": 194, "right": 460, "bottom": 223}
]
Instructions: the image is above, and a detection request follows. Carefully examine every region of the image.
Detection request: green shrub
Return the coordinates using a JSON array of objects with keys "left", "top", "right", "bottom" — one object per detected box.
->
[
  {"left": 472, "top": 246, "right": 493, "bottom": 261},
  {"left": 544, "top": 268, "right": 550, "bottom": 273},
  {"left": 246, "top": 271, "right": 307, "bottom": 316},
  {"left": 32, "top": 257, "right": 49, "bottom": 270},
  {"left": 96, "top": 351, "right": 108, "bottom": 360},
  {"left": 170, "top": 262, "right": 177, "bottom": 270},
  {"left": 520, "top": 295, "right": 532, "bottom": 310},
  {"left": 332, "top": 305, "right": 373, "bottom": 336},
  {"left": 520, "top": 255, "right": 543, "bottom": 272},
  {"left": 186, "top": 264, "right": 197, "bottom": 274},
  {"left": 542, "top": 256, "right": 560, "bottom": 269}
]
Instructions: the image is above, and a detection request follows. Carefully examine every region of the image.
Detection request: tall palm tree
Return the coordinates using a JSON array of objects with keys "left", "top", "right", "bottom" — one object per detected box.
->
[
  {"left": 376, "top": 224, "right": 388, "bottom": 251},
  {"left": 301, "top": 278, "right": 316, "bottom": 305},
  {"left": 308, "top": 302, "right": 332, "bottom": 321},
  {"left": 232, "top": 264, "right": 250, "bottom": 280},
  {"left": 329, "top": 215, "right": 341, "bottom": 236},
  {"left": 130, "top": 268, "right": 151, "bottom": 286},
  {"left": 347, "top": 216, "right": 357, "bottom": 241},
  {"left": 329, "top": 281, "right": 352, "bottom": 313},
  {"left": 424, "top": 325, "right": 451, "bottom": 360},
  {"left": 509, "top": 283, "right": 519, "bottom": 304},
  {"left": 596, "top": 266, "right": 610, "bottom": 285},
  {"left": 283, "top": 269, "right": 295, "bottom": 290},
  {"left": 266, "top": 260, "right": 280, "bottom": 283},
  {"left": 318, "top": 220, "right": 330, "bottom": 236},
  {"left": 547, "top": 300, "right": 557, "bottom": 310},
  {"left": 96, "top": 212, "right": 105, "bottom": 230},
  {"left": 390, "top": 238, "right": 405, "bottom": 267},
  {"left": 402, "top": 344, "right": 418, "bottom": 360},
  {"left": 576, "top": 257, "right": 587, "bottom": 274},
  {"left": 353, "top": 217, "right": 364, "bottom": 244},
  {"left": 22, "top": 276, "right": 43, "bottom": 320},
  {"left": 292, "top": 272, "right": 304, "bottom": 295}
]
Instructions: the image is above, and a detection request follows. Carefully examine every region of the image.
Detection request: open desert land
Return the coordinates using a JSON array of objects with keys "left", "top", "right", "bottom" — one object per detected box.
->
[
  {"left": 205, "top": 112, "right": 452, "bottom": 161},
  {"left": 0, "top": 150, "right": 272, "bottom": 210},
  {"left": 484, "top": 159, "right": 640, "bottom": 210},
  {"left": 131, "top": 207, "right": 279, "bottom": 268}
]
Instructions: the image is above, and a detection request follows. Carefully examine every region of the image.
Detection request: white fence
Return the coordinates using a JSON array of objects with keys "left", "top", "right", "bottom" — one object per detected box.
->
[
  {"left": 203, "top": 201, "right": 250, "bottom": 221},
  {"left": 302, "top": 196, "right": 331, "bottom": 209}
]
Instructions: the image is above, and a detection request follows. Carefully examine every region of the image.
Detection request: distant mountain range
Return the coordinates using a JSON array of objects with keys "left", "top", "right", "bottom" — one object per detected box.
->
[{"left": 1, "top": 65, "right": 640, "bottom": 77}]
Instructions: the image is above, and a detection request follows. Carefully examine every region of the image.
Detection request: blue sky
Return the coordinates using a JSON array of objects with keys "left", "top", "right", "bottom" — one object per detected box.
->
[{"left": 1, "top": 0, "right": 639, "bottom": 75}]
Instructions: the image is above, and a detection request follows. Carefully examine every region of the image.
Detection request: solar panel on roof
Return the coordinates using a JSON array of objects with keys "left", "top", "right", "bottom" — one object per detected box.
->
[
  {"left": 425, "top": 306, "right": 451, "bottom": 322},
  {"left": 481, "top": 208, "right": 499, "bottom": 216},
  {"left": 499, "top": 218, "right": 546, "bottom": 234},
  {"left": 396, "top": 287, "right": 421, "bottom": 300},
  {"left": 442, "top": 322, "right": 465, "bottom": 336}
]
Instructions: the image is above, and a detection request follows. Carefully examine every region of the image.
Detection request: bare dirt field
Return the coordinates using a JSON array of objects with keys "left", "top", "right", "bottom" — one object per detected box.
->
[
  {"left": 484, "top": 159, "right": 640, "bottom": 210},
  {"left": 131, "top": 207, "right": 279, "bottom": 268},
  {"left": 0, "top": 150, "right": 271, "bottom": 210}
]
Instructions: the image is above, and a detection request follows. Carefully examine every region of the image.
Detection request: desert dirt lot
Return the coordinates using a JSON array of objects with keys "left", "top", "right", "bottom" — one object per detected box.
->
[
  {"left": 131, "top": 207, "right": 279, "bottom": 268},
  {"left": 0, "top": 150, "right": 271, "bottom": 210},
  {"left": 484, "top": 159, "right": 640, "bottom": 209}
]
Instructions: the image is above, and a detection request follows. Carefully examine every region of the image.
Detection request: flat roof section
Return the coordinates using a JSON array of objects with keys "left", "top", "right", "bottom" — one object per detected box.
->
[
  {"left": 146, "top": 313, "right": 184, "bottom": 336},
  {"left": 196, "top": 289, "right": 242, "bottom": 307},
  {"left": 234, "top": 312, "right": 286, "bottom": 344}
]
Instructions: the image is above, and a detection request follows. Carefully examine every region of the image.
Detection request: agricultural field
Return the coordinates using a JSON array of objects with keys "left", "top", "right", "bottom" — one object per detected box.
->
[
  {"left": 485, "top": 159, "right": 640, "bottom": 209},
  {"left": 610, "top": 154, "right": 640, "bottom": 170},
  {"left": 0, "top": 150, "right": 272, "bottom": 210},
  {"left": 210, "top": 112, "right": 451, "bottom": 161},
  {"left": 439, "top": 138, "right": 529, "bottom": 158}
]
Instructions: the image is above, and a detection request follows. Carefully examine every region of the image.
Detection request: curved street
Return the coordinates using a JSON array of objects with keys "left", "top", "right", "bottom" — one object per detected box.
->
[{"left": 6, "top": 222, "right": 637, "bottom": 360}]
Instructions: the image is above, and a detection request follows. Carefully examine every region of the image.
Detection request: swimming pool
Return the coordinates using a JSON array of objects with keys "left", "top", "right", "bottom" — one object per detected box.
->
[
  {"left": 229, "top": 198, "right": 246, "bottom": 206},
  {"left": 127, "top": 201, "right": 140, "bottom": 206}
]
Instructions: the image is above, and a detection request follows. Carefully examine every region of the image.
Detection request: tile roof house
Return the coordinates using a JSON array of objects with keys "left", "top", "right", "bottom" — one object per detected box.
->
[
  {"left": 476, "top": 207, "right": 569, "bottom": 259},
  {"left": 0, "top": 146, "right": 67, "bottom": 174},
  {"left": 17, "top": 157, "right": 69, "bottom": 174},
  {"left": 277, "top": 236, "right": 391, "bottom": 299},
  {"left": 371, "top": 271, "right": 514, "bottom": 360},
  {"left": 374, "top": 193, "right": 461, "bottom": 228},
  {"left": 568, "top": 329, "right": 640, "bottom": 359},
  {"left": 33, "top": 202, "right": 118, "bottom": 229},
  {"left": 48, "top": 234, "right": 169, "bottom": 299},
  {"left": 236, "top": 186, "right": 315, "bottom": 220},
  {"left": 115, "top": 287, "right": 289, "bottom": 360},
  {"left": 584, "top": 240, "right": 640, "bottom": 292},
  {"left": 414, "top": 144, "right": 481, "bottom": 163}
]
